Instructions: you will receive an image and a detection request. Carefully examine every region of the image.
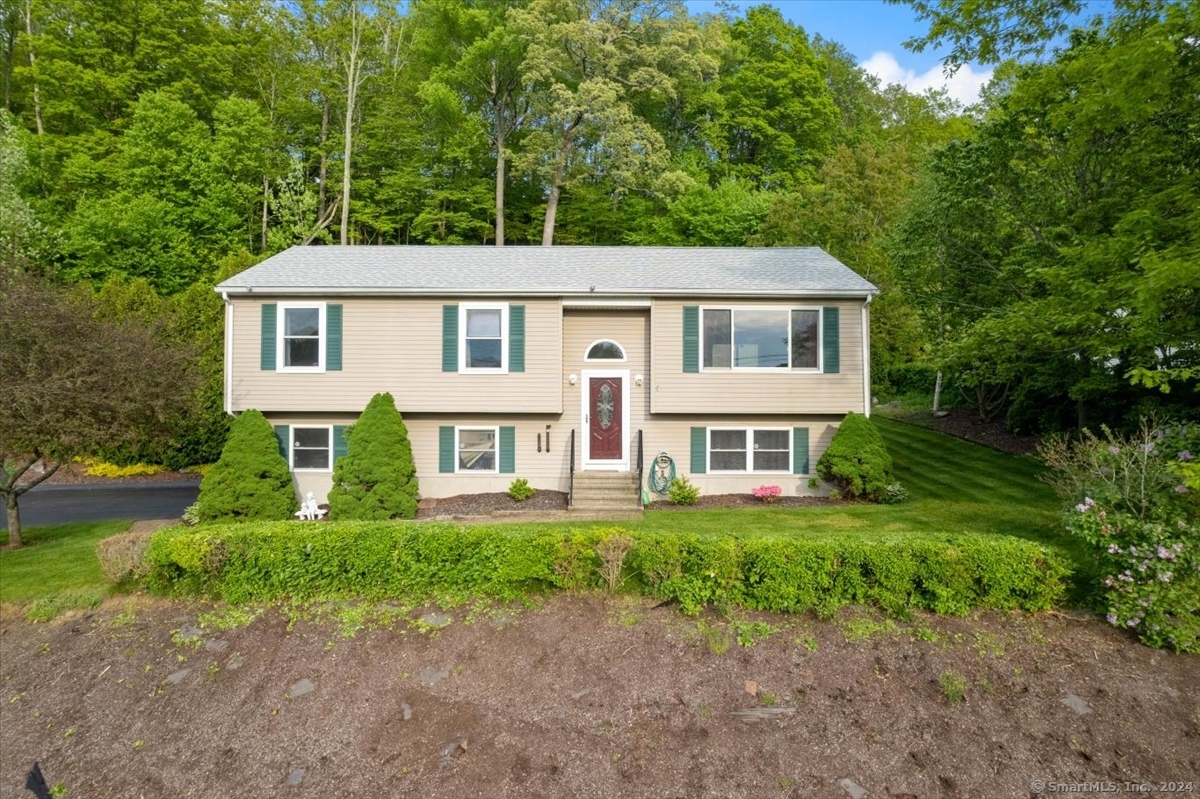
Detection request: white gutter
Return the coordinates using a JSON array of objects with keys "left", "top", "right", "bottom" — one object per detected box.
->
[
  {"left": 222, "top": 291, "right": 233, "bottom": 415},
  {"left": 862, "top": 294, "right": 872, "bottom": 417}
]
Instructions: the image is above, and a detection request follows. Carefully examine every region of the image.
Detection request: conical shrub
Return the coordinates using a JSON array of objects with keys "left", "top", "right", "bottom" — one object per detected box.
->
[
  {"left": 197, "top": 409, "right": 297, "bottom": 521},
  {"left": 816, "top": 412, "right": 894, "bottom": 501},
  {"left": 328, "top": 392, "right": 419, "bottom": 519}
]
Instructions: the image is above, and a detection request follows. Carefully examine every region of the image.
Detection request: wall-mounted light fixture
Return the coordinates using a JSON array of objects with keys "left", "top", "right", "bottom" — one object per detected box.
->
[
  {"left": 634, "top": 374, "right": 644, "bottom": 386},
  {"left": 568, "top": 373, "right": 578, "bottom": 385}
]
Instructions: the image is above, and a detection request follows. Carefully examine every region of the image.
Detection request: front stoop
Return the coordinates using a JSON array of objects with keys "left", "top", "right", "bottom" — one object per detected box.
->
[{"left": 569, "top": 472, "right": 643, "bottom": 518}]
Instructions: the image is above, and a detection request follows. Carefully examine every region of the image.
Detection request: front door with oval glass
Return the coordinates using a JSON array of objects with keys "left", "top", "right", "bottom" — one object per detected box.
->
[{"left": 588, "top": 376, "right": 623, "bottom": 461}]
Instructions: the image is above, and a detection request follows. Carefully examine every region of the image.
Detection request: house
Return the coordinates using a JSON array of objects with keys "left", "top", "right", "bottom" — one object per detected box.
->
[{"left": 215, "top": 246, "right": 878, "bottom": 511}]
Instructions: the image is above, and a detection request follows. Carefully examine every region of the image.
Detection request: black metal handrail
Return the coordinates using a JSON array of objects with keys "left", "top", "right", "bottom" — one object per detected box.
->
[
  {"left": 568, "top": 429, "right": 576, "bottom": 507},
  {"left": 636, "top": 429, "right": 644, "bottom": 497}
]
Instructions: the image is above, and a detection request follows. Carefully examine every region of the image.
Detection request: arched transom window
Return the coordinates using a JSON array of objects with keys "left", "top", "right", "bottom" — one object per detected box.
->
[{"left": 585, "top": 339, "right": 627, "bottom": 361}]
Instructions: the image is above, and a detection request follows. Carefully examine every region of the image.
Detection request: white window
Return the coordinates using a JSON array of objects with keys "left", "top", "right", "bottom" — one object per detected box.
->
[
  {"left": 708, "top": 428, "right": 791, "bottom": 473},
  {"left": 702, "top": 307, "right": 821, "bottom": 371},
  {"left": 456, "top": 427, "right": 498, "bottom": 473},
  {"left": 290, "top": 425, "right": 332, "bottom": 471},
  {"left": 278, "top": 302, "right": 326, "bottom": 372},
  {"left": 460, "top": 303, "right": 508, "bottom": 372},
  {"left": 584, "top": 339, "right": 626, "bottom": 361}
]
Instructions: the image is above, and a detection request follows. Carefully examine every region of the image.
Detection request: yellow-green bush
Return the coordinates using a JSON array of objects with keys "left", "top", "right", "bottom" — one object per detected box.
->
[
  {"left": 80, "top": 460, "right": 164, "bottom": 478},
  {"left": 145, "top": 521, "right": 1070, "bottom": 615}
]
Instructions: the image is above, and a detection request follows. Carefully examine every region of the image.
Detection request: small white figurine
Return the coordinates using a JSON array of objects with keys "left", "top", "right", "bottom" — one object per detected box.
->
[{"left": 294, "top": 492, "right": 326, "bottom": 521}]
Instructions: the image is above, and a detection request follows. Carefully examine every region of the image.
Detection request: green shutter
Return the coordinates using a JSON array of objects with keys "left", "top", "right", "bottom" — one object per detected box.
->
[
  {"left": 439, "top": 426, "right": 455, "bottom": 473},
  {"left": 326, "top": 304, "right": 343, "bottom": 371},
  {"left": 273, "top": 424, "right": 289, "bottom": 463},
  {"left": 509, "top": 305, "right": 525, "bottom": 372},
  {"left": 682, "top": 306, "right": 699, "bottom": 373},
  {"left": 793, "top": 427, "right": 810, "bottom": 475},
  {"left": 822, "top": 307, "right": 840, "bottom": 374},
  {"left": 442, "top": 305, "right": 459, "bottom": 372},
  {"left": 499, "top": 426, "right": 516, "bottom": 473},
  {"left": 333, "top": 425, "right": 349, "bottom": 464},
  {"left": 690, "top": 426, "right": 707, "bottom": 474},
  {"left": 261, "top": 304, "right": 277, "bottom": 370}
]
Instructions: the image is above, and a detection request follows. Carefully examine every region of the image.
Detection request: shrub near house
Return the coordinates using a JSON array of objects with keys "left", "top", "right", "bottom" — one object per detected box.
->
[
  {"left": 328, "top": 392, "right": 420, "bottom": 520},
  {"left": 816, "top": 412, "right": 893, "bottom": 501},
  {"left": 197, "top": 409, "right": 297, "bottom": 522}
]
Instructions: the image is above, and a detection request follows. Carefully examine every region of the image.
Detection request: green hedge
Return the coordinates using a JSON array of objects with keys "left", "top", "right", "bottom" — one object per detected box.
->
[{"left": 145, "top": 522, "right": 1070, "bottom": 615}]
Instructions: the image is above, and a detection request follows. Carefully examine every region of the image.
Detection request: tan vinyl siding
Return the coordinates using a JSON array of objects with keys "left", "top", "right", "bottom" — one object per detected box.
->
[
  {"left": 271, "top": 412, "right": 839, "bottom": 503},
  {"left": 268, "top": 413, "right": 569, "bottom": 502},
  {"left": 562, "top": 311, "right": 651, "bottom": 471},
  {"left": 231, "top": 297, "right": 562, "bottom": 414},
  {"left": 649, "top": 298, "right": 866, "bottom": 414},
  {"left": 641, "top": 416, "right": 839, "bottom": 500}
]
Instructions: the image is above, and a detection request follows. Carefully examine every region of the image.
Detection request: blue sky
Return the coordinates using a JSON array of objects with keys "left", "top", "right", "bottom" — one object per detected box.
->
[{"left": 682, "top": 0, "right": 996, "bottom": 105}]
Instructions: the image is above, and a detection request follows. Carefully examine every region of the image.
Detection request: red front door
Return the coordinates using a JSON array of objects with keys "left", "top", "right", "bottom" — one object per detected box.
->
[{"left": 588, "top": 376, "right": 623, "bottom": 461}]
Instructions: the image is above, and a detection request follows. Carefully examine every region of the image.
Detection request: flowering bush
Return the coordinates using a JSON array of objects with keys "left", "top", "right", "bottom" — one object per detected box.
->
[
  {"left": 1042, "top": 419, "right": 1200, "bottom": 652},
  {"left": 1067, "top": 502, "right": 1198, "bottom": 652},
  {"left": 752, "top": 485, "right": 782, "bottom": 504}
]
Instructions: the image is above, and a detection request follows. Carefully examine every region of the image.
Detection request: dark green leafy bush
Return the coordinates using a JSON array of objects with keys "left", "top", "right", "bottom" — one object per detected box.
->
[
  {"left": 328, "top": 393, "right": 419, "bottom": 520},
  {"left": 196, "top": 409, "right": 296, "bottom": 522},
  {"left": 817, "top": 413, "right": 894, "bottom": 501},
  {"left": 145, "top": 521, "right": 1069, "bottom": 615}
]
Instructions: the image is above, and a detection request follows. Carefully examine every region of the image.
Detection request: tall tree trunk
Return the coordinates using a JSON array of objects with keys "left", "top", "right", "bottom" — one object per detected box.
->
[
  {"left": 932, "top": 370, "right": 943, "bottom": 414},
  {"left": 495, "top": 129, "right": 506, "bottom": 247},
  {"left": 541, "top": 138, "right": 574, "bottom": 246},
  {"left": 340, "top": 51, "right": 358, "bottom": 246},
  {"left": 22, "top": 0, "right": 42, "bottom": 137},
  {"left": 261, "top": 175, "right": 270, "bottom": 251},
  {"left": 4, "top": 493, "right": 20, "bottom": 548},
  {"left": 318, "top": 96, "right": 330, "bottom": 219}
]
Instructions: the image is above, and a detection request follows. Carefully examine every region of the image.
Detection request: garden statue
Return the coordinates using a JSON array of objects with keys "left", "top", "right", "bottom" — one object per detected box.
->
[{"left": 294, "top": 492, "right": 326, "bottom": 521}]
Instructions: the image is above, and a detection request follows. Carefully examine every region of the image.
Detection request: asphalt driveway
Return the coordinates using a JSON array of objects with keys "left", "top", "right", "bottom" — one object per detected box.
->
[{"left": 1, "top": 484, "right": 199, "bottom": 529}]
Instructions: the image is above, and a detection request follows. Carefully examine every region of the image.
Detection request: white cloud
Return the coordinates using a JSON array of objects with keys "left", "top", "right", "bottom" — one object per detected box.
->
[{"left": 859, "top": 51, "right": 994, "bottom": 107}]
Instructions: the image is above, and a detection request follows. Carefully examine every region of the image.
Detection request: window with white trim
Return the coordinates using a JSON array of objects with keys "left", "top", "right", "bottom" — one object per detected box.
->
[
  {"left": 708, "top": 428, "right": 791, "bottom": 472},
  {"left": 585, "top": 339, "right": 626, "bottom": 361},
  {"left": 279, "top": 302, "right": 326, "bottom": 371},
  {"left": 460, "top": 304, "right": 507, "bottom": 371},
  {"left": 456, "top": 427, "right": 498, "bottom": 472},
  {"left": 702, "top": 307, "right": 821, "bottom": 370},
  {"left": 291, "top": 426, "right": 332, "bottom": 470}
]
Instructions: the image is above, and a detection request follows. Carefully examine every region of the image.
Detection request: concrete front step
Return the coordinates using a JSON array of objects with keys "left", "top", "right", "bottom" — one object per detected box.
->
[{"left": 570, "top": 472, "right": 643, "bottom": 515}]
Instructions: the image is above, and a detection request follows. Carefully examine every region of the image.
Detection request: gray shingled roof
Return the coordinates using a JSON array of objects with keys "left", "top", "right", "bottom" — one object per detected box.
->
[{"left": 216, "top": 246, "right": 877, "bottom": 297}]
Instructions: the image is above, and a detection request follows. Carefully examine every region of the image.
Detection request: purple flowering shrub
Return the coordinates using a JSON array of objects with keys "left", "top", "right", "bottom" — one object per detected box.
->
[
  {"left": 1067, "top": 503, "right": 1198, "bottom": 652},
  {"left": 1041, "top": 419, "right": 1200, "bottom": 652}
]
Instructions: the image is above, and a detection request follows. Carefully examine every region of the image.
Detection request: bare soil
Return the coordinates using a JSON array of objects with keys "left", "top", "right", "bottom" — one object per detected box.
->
[{"left": 2, "top": 598, "right": 1197, "bottom": 799}]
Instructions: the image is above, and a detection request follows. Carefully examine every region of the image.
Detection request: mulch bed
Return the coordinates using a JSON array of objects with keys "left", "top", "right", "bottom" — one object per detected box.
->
[
  {"left": 897, "top": 407, "right": 1041, "bottom": 456},
  {"left": 416, "top": 491, "right": 569, "bottom": 518},
  {"left": 647, "top": 494, "right": 835, "bottom": 510}
]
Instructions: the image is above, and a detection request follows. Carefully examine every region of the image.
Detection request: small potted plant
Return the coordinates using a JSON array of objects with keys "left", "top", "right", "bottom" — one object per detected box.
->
[{"left": 752, "top": 485, "right": 782, "bottom": 504}]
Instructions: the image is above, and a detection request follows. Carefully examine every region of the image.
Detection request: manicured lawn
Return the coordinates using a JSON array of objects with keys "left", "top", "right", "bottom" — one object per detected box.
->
[{"left": 0, "top": 520, "right": 130, "bottom": 605}]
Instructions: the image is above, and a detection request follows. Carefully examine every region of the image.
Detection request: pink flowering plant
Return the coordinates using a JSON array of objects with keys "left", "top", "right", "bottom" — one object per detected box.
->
[
  {"left": 1042, "top": 419, "right": 1200, "bottom": 653},
  {"left": 752, "top": 485, "right": 782, "bottom": 504}
]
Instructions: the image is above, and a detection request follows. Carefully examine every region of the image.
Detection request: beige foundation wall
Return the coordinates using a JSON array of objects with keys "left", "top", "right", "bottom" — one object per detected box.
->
[
  {"left": 649, "top": 298, "right": 867, "bottom": 415},
  {"left": 231, "top": 296, "right": 563, "bottom": 414}
]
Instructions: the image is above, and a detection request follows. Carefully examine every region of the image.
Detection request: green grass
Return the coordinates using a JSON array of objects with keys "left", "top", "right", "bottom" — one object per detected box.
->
[{"left": 1, "top": 520, "right": 130, "bottom": 605}]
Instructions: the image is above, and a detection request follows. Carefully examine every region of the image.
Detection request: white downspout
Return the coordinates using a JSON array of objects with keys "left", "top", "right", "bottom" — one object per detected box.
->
[
  {"left": 222, "top": 292, "right": 233, "bottom": 415},
  {"left": 862, "top": 295, "right": 872, "bottom": 417}
]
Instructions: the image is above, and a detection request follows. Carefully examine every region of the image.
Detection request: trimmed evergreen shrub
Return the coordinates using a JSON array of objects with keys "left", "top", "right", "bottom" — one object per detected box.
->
[
  {"left": 817, "top": 413, "right": 894, "bottom": 501},
  {"left": 144, "top": 521, "right": 1070, "bottom": 615},
  {"left": 197, "top": 409, "right": 296, "bottom": 522},
  {"left": 668, "top": 476, "right": 701, "bottom": 505},
  {"left": 328, "top": 392, "right": 419, "bottom": 520}
]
